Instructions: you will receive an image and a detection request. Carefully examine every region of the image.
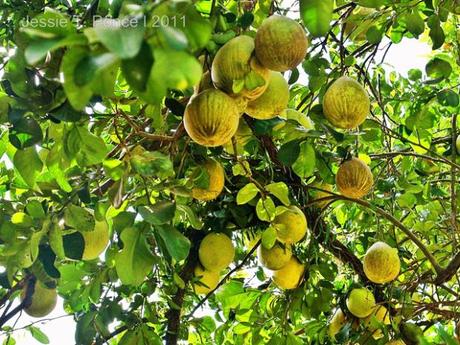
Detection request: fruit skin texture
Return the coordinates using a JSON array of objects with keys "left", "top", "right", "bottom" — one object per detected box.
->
[
  {"left": 246, "top": 71, "right": 290, "bottom": 120},
  {"left": 323, "top": 76, "right": 370, "bottom": 129},
  {"left": 364, "top": 305, "right": 391, "bottom": 339},
  {"left": 273, "top": 205, "right": 308, "bottom": 244},
  {"left": 272, "top": 256, "right": 305, "bottom": 289},
  {"left": 199, "top": 233, "right": 235, "bottom": 271},
  {"left": 255, "top": 15, "right": 308, "bottom": 72},
  {"left": 184, "top": 89, "right": 240, "bottom": 147},
  {"left": 336, "top": 157, "right": 373, "bottom": 199},
  {"left": 193, "top": 266, "right": 220, "bottom": 295},
  {"left": 192, "top": 159, "right": 225, "bottom": 201},
  {"left": 211, "top": 35, "right": 270, "bottom": 100},
  {"left": 346, "top": 288, "right": 376, "bottom": 318},
  {"left": 22, "top": 281, "right": 57, "bottom": 318},
  {"left": 363, "top": 242, "right": 400, "bottom": 284},
  {"left": 82, "top": 219, "right": 110, "bottom": 261},
  {"left": 328, "top": 308, "right": 347, "bottom": 338},
  {"left": 258, "top": 243, "right": 292, "bottom": 270}
]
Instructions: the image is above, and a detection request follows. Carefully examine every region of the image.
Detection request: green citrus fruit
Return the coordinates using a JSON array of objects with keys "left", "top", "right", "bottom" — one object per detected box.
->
[
  {"left": 346, "top": 287, "right": 376, "bottom": 318},
  {"left": 22, "top": 281, "right": 57, "bottom": 318},
  {"left": 363, "top": 242, "right": 400, "bottom": 284},
  {"left": 199, "top": 233, "right": 235, "bottom": 271},
  {"left": 273, "top": 205, "right": 308, "bottom": 244}
]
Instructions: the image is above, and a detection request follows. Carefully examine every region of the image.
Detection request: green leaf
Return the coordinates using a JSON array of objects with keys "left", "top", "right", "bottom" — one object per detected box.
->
[
  {"left": 13, "top": 147, "right": 43, "bottom": 187},
  {"left": 115, "top": 227, "right": 156, "bottom": 286},
  {"left": 27, "top": 326, "right": 50, "bottom": 344},
  {"left": 139, "top": 201, "right": 176, "bottom": 225},
  {"left": 365, "top": 26, "right": 383, "bottom": 44},
  {"left": 66, "top": 125, "right": 109, "bottom": 166},
  {"left": 26, "top": 200, "right": 46, "bottom": 219},
  {"left": 130, "top": 150, "right": 175, "bottom": 179},
  {"left": 266, "top": 182, "right": 290, "bottom": 206},
  {"left": 236, "top": 183, "right": 259, "bottom": 205},
  {"left": 256, "top": 196, "right": 276, "bottom": 222},
  {"left": 292, "top": 142, "right": 316, "bottom": 178},
  {"left": 75, "top": 312, "right": 96, "bottom": 345},
  {"left": 357, "top": 0, "right": 388, "bottom": 7},
  {"left": 9, "top": 117, "right": 43, "bottom": 149},
  {"left": 156, "top": 225, "right": 191, "bottom": 262},
  {"left": 25, "top": 34, "right": 87, "bottom": 65},
  {"left": 278, "top": 140, "right": 301, "bottom": 166},
  {"left": 261, "top": 226, "right": 277, "bottom": 249},
  {"left": 64, "top": 205, "right": 95, "bottom": 232},
  {"left": 405, "top": 11, "right": 425, "bottom": 38},
  {"left": 93, "top": 17, "right": 145, "bottom": 59},
  {"left": 74, "top": 52, "right": 119, "bottom": 87},
  {"left": 300, "top": 0, "right": 334, "bottom": 37},
  {"left": 121, "top": 41, "right": 153, "bottom": 92},
  {"left": 175, "top": 204, "right": 203, "bottom": 230},
  {"left": 437, "top": 90, "right": 459, "bottom": 107},
  {"left": 427, "top": 15, "right": 445, "bottom": 49},
  {"left": 426, "top": 57, "right": 452, "bottom": 79},
  {"left": 21, "top": 8, "right": 75, "bottom": 38}
]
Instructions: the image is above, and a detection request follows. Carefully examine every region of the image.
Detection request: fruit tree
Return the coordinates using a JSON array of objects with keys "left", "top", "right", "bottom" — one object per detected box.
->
[{"left": 0, "top": 0, "right": 459, "bottom": 344}]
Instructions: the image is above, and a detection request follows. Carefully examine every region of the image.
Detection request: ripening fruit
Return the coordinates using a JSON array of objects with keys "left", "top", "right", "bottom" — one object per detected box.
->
[
  {"left": 192, "top": 159, "right": 225, "bottom": 201},
  {"left": 22, "top": 281, "right": 58, "bottom": 318},
  {"left": 258, "top": 243, "right": 292, "bottom": 270},
  {"left": 344, "top": 7, "right": 375, "bottom": 41},
  {"left": 184, "top": 89, "right": 240, "bottom": 147},
  {"left": 322, "top": 76, "right": 370, "bottom": 129},
  {"left": 363, "top": 242, "right": 400, "bottom": 284},
  {"left": 255, "top": 15, "right": 308, "bottom": 72},
  {"left": 346, "top": 288, "right": 376, "bottom": 318},
  {"left": 273, "top": 205, "right": 308, "bottom": 244},
  {"left": 328, "top": 308, "right": 347, "bottom": 338},
  {"left": 211, "top": 35, "right": 270, "bottom": 100},
  {"left": 193, "top": 266, "right": 220, "bottom": 295},
  {"left": 364, "top": 305, "right": 391, "bottom": 339},
  {"left": 336, "top": 157, "right": 374, "bottom": 199},
  {"left": 199, "top": 233, "right": 235, "bottom": 271},
  {"left": 246, "top": 71, "right": 290, "bottom": 120},
  {"left": 82, "top": 219, "right": 110, "bottom": 261},
  {"left": 272, "top": 256, "right": 305, "bottom": 289}
]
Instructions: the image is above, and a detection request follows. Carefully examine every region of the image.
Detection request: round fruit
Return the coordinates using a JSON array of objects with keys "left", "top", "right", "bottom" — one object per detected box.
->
[
  {"left": 199, "top": 233, "right": 235, "bottom": 271},
  {"left": 364, "top": 305, "right": 391, "bottom": 339},
  {"left": 323, "top": 76, "right": 370, "bottom": 129},
  {"left": 346, "top": 288, "right": 376, "bottom": 318},
  {"left": 82, "top": 219, "right": 110, "bottom": 261},
  {"left": 328, "top": 308, "right": 347, "bottom": 338},
  {"left": 193, "top": 266, "right": 220, "bottom": 295},
  {"left": 363, "top": 242, "right": 400, "bottom": 284},
  {"left": 344, "top": 7, "right": 375, "bottom": 41},
  {"left": 273, "top": 205, "right": 308, "bottom": 244},
  {"left": 272, "top": 256, "right": 305, "bottom": 289},
  {"left": 211, "top": 35, "right": 270, "bottom": 100},
  {"left": 192, "top": 159, "right": 225, "bottom": 201},
  {"left": 255, "top": 15, "right": 308, "bottom": 72},
  {"left": 22, "top": 281, "right": 57, "bottom": 318},
  {"left": 336, "top": 157, "right": 373, "bottom": 198},
  {"left": 184, "top": 89, "right": 240, "bottom": 147},
  {"left": 258, "top": 243, "right": 292, "bottom": 270},
  {"left": 246, "top": 71, "right": 289, "bottom": 120},
  {"left": 223, "top": 120, "right": 253, "bottom": 155}
]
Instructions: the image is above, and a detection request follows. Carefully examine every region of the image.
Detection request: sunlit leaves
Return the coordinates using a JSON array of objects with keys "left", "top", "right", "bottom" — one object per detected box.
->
[
  {"left": 156, "top": 225, "right": 191, "bottom": 262},
  {"left": 292, "top": 142, "right": 316, "bottom": 178},
  {"left": 13, "top": 147, "right": 43, "bottom": 187},
  {"left": 236, "top": 183, "right": 259, "bottom": 205},
  {"left": 299, "top": 0, "right": 334, "bottom": 37},
  {"left": 65, "top": 125, "right": 109, "bottom": 166}
]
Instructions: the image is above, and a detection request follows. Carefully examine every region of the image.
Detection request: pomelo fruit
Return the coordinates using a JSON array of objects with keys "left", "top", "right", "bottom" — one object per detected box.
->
[
  {"left": 255, "top": 15, "right": 308, "bottom": 72},
  {"left": 364, "top": 305, "right": 391, "bottom": 339},
  {"left": 199, "top": 233, "right": 235, "bottom": 271},
  {"left": 184, "top": 89, "right": 240, "bottom": 147},
  {"left": 192, "top": 159, "right": 225, "bottom": 201},
  {"left": 246, "top": 71, "right": 289, "bottom": 120},
  {"left": 273, "top": 205, "right": 308, "bottom": 244},
  {"left": 272, "top": 256, "right": 305, "bottom": 289},
  {"left": 82, "top": 219, "right": 110, "bottom": 261},
  {"left": 193, "top": 265, "right": 220, "bottom": 295},
  {"left": 323, "top": 76, "right": 370, "bottom": 129},
  {"left": 346, "top": 287, "right": 376, "bottom": 318},
  {"left": 363, "top": 242, "right": 400, "bottom": 284},
  {"left": 22, "top": 281, "right": 57, "bottom": 318},
  {"left": 336, "top": 157, "right": 373, "bottom": 198},
  {"left": 258, "top": 243, "right": 292, "bottom": 270},
  {"left": 328, "top": 308, "right": 347, "bottom": 338}
]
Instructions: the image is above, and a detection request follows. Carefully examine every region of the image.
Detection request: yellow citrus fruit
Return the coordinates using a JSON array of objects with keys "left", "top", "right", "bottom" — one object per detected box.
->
[
  {"left": 344, "top": 7, "right": 376, "bottom": 41},
  {"left": 258, "top": 243, "right": 292, "bottom": 270},
  {"left": 193, "top": 265, "right": 220, "bottom": 295},
  {"left": 363, "top": 242, "right": 400, "bottom": 284},
  {"left": 273, "top": 205, "right": 308, "bottom": 244},
  {"left": 82, "top": 219, "right": 110, "bottom": 261},
  {"left": 192, "top": 159, "right": 225, "bottom": 201},
  {"left": 323, "top": 76, "right": 370, "bottom": 129},
  {"left": 328, "top": 308, "right": 347, "bottom": 338},
  {"left": 364, "top": 305, "right": 391, "bottom": 339},
  {"left": 272, "top": 256, "right": 305, "bottom": 289},
  {"left": 211, "top": 35, "right": 270, "bottom": 100},
  {"left": 199, "top": 233, "right": 235, "bottom": 271},
  {"left": 255, "top": 15, "right": 308, "bottom": 72},
  {"left": 346, "top": 288, "right": 376, "bottom": 318},
  {"left": 246, "top": 71, "right": 290, "bottom": 120},
  {"left": 22, "top": 281, "right": 57, "bottom": 318},
  {"left": 336, "top": 157, "right": 373, "bottom": 199},
  {"left": 223, "top": 120, "right": 253, "bottom": 155},
  {"left": 184, "top": 89, "right": 240, "bottom": 147}
]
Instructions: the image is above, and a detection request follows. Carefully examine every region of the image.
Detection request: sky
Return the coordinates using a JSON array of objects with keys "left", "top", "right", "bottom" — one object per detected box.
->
[{"left": 0, "top": 9, "right": 434, "bottom": 345}]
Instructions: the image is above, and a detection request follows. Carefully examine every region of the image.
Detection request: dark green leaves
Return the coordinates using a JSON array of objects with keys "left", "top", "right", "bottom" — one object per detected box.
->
[
  {"left": 66, "top": 125, "right": 108, "bottom": 166},
  {"left": 130, "top": 150, "right": 174, "bottom": 179},
  {"left": 121, "top": 42, "right": 154, "bottom": 92},
  {"left": 426, "top": 57, "right": 452, "bottom": 80},
  {"left": 299, "top": 0, "right": 334, "bottom": 37},
  {"left": 139, "top": 201, "right": 176, "bottom": 225},
  {"left": 13, "top": 147, "right": 43, "bottom": 187},
  {"left": 9, "top": 117, "right": 43, "bottom": 149},
  {"left": 404, "top": 11, "right": 425, "bottom": 38},
  {"left": 64, "top": 205, "right": 95, "bottom": 232},
  {"left": 427, "top": 15, "right": 445, "bottom": 49},
  {"left": 292, "top": 142, "right": 316, "bottom": 178},
  {"left": 278, "top": 140, "right": 301, "bottom": 166},
  {"left": 156, "top": 225, "right": 191, "bottom": 262}
]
